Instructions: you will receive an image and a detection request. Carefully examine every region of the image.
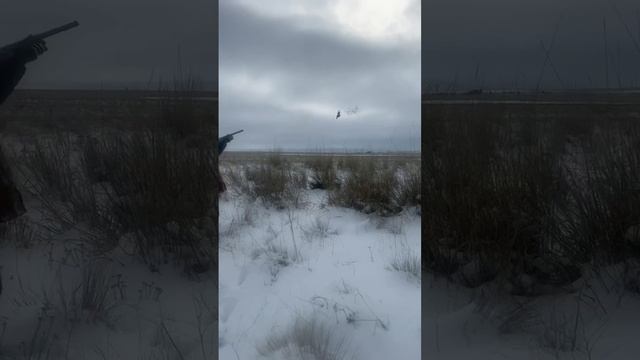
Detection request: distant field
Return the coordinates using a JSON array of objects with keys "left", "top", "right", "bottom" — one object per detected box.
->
[
  {"left": 424, "top": 90, "right": 640, "bottom": 104},
  {"left": 423, "top": 92, "right": 640, "bottom": 138},
  {"left": 222, "top": 150, "right": 420, "bottom": 164},
  {"left": 0, "top": 89, "right": 217, "bottom": 134}
]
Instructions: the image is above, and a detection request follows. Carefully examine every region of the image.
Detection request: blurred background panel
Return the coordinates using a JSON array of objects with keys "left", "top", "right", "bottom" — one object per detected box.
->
[{"left": 0, "top": 1, "right": 218, "bottom": 359}]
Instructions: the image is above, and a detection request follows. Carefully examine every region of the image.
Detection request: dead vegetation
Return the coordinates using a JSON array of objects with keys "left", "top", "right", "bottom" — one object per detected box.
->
[
  {"left": 221, "top": 153, "right": 420, "bottom": 216},
  {"left": 6, "top": 78, "right": 217, "bottom": 275},
  {"left": 422, "top": 102, "right": 640, "bottom": 294}
]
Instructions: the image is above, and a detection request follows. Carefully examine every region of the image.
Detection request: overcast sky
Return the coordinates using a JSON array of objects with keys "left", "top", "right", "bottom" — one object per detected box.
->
[
  {"left": 219, "top": 0, "right": 421, "bottom": 152},
  {"left": 1, "top": 0, "right": 216, "bottom": 90},
  {"left": 424, "top": 0, "right": 640, "bottom": 91}
]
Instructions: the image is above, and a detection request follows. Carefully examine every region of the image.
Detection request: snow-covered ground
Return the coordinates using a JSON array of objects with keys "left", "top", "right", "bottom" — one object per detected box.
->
[
  {"left": 0, "top": 239, "right": 216, "bottom": 359},
  {"left": 218, "top": 190, "right": 421, "bottom": 359},
  {"left": 423, "top": 266, "right": 640, "bottom": 359}
]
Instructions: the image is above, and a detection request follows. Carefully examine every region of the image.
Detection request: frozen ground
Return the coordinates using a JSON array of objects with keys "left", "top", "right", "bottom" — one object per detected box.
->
[
  {"left": 0, "top": 240, "right": 216, "bottom": 359},
  {"left": 423, "top": 267, "right": 640, "bottom": 359},
  {"left": 218, "top": 190, "right": 421, "bottom": 360}
]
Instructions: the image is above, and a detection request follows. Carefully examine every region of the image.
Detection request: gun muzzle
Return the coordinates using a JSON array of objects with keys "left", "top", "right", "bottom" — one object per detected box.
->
[{"left": 33, "top": 21, "right": 80, "bottom": 40}]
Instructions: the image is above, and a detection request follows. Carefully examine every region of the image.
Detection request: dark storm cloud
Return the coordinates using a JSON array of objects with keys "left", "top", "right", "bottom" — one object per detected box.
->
[
  {"left": 1, "top": 0, "right": 217, "bottom": 89},
  {"left": 219, "top": 1, "right": 420, "bottom": 151},
  {"left": 423, "top": 0, "right": 640, "bottom": 91}
]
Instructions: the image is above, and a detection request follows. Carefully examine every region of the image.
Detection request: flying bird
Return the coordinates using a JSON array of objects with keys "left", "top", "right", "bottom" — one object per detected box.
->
[{"left": 336, "top": 110, "right": 341, "bottom": 119}]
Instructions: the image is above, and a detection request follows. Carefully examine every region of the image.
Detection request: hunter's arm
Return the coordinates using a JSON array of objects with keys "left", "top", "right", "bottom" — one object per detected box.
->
[{"left": 218, "top": 135, "right": 233, "bottom": 155}]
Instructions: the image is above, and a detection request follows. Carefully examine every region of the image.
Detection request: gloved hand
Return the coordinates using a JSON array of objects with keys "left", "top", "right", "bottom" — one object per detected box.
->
[
  {"left": 11, "top": 37, "right": 48, "bottom": 63},
  {"left": 218, "top": 134, "right": 234, "bottom": 155},
  {"left": 0, "top": 38, "right": 47, "bottom": 104}
]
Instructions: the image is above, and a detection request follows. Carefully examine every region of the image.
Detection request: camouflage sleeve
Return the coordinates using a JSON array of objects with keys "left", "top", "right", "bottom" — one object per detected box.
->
[{"left": 218, "top": 137, "right": 229, "bottom": 155}]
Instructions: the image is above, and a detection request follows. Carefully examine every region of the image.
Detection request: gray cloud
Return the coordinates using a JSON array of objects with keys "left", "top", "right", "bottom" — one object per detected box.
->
[
  {"left": 219, "top": 0, "right": 420, "bottom": 152},
  {"left": 2, "top": 0, "right": 217, "bottom": 89},
  {"left": 423, "top": 0, "right": 640, "bottom": 91}
]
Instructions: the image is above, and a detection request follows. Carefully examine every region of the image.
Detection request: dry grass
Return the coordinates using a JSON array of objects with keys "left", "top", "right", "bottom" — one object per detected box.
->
[
  {"left": 329, "top": 160, "right": 400, "bottom": 215},
  {"left": 390, "top": 249, "right": 421, "bottom": 280},
  {"left": 244, "top": 154, "right": 307, "bottom": 209},
  {"left": 13, "top": 77, "right": 218, "bottom": 275},
  {"left": 422, "top": 102, "right": 640, "bottom": 292},
  {"left": 221, "top": 153, "right": 420, "bottom": 216},
  {"left": 308, "top": 156, "right": 339, "bottom": 190},
  {"left": 256, "top": 314, "right": 355, "bottom": 360}
]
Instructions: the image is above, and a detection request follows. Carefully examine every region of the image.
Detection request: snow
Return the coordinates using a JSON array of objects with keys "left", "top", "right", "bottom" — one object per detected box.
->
[
  {"left": 0, "top": 229, "right": 217, "bottom": 359},
  {"left": 218, "top": 189, "right": 421, "bottom": 359},
  {"left": 0, "top": 231, "right": 217, "bottom": 359},
  {"left": 423, "top": 268, "right": 640, "bottom": 359}
]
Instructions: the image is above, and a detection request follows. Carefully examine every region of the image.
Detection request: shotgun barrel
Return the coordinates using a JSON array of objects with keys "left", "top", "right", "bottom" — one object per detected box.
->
[
  {"left": 31, "top": 21, "right": 79, "bottom": 40},
  {"left": 4, "top": 21, "right": 79, "bottom": 51}
]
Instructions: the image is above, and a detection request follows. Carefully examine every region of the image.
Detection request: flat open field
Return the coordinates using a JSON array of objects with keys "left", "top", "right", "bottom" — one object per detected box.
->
[
  {"left": 0, "top": 89, "right": 216, "bottom": 135},
  {"left": 424, "top": 90, "right": 640, "bottom": 104},
  {"left": 222, "top": 150, "right": 420, "bottom": 163}
]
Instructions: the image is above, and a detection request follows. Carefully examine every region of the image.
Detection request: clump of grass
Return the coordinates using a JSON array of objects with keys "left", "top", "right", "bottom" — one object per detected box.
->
[
  {"left": 245, "top": 153, "right": 306, "bottom": 209},
  {"left": 221, "top": 163, "right": 252, "bottom": 196},
  {"left": 251, "top": 228, "right": 300, "bottom": 283},
  {"left": 422, "top": 104, "right": 572, "bottom": 288},
  {"left": 55, "top": 260, "right": 125, "bottom": 327},
  {"left": 20, "top": 135, "right": 118, "bottom": 242},
  {"left": 21, "top": 133, "right": 76, "bottom": 203},
  {"left": 225, "top": 154, "right": 420, "bottom": 215},
  {"left": 256, "top": 314, "right": 355, "bottom": 360},
  {"left": 100, "top": 131, "right": 215, "bottom": 226},
  {"left": 308, "top": 156, "right": 339, "bottom": 190},
  {"left": 78, "top": 262, "right": 124, "bottom": 325},
  {"left": 394, "top": 163, "right": 421, "bottom": 208},
  {"left": 21, "top": 107, "right": 216, "bottom": 274},
  {"left": 390, "top": 249, "right": 421, "bottom": 280},
  {"left": 76, "top": 131, "right": 216, "bottom": 271},
  {"left": 423, "top": 102, "right": 640, "bottom": 292},
  {"left": 565, "top": 121, "right": 640, "bottom": 264},
  {"left": 0, "top": 217, "right": 38, "bottom": 249},
  {"left": 329, "top": 159, "right": 400, "bottom": 215}
]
